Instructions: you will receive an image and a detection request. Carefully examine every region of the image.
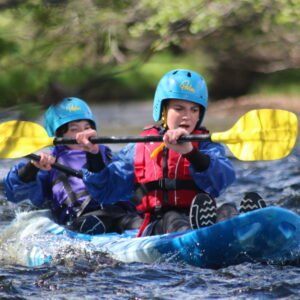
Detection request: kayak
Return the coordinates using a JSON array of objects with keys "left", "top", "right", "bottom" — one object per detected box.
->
[{"left": 2, "top": 206, "right": 300, "bottom": 268}]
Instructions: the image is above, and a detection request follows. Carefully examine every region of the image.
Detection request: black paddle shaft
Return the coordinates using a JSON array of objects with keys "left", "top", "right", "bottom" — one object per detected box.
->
[
  {"left": 27, "top": 154, "right": 83, "bottom": 178},
  {"left": 53, "top": 134, "right": 212, "bottom": 145},
  {"left": 27, "top": 134, "right": 211, "bottom": 178}
]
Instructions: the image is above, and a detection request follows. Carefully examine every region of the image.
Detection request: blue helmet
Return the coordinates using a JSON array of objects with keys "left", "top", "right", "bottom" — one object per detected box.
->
[
  {"left": 44, "top": 97, "right": 96, "bottom": 137},
  {"left": 153, "top": 69, "right": 208, "bottom": 124}
]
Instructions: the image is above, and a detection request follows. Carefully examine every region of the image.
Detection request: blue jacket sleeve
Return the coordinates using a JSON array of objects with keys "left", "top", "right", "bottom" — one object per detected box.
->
[
  {"left": 83, "top": 143, "right": 136, "bottom": 205},
  {"left": 189, "top": 141, "right": 236, "bottom": 198},
  {"left": 83, "top": 141, "right": 235, "bottom": 204},
  {"left": 3, "top": 161, "right": 51, "bottom": 207}
]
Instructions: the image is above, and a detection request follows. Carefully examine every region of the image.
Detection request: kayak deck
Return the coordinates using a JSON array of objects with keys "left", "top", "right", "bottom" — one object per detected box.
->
[{"left": 4, "top": 206, "right": 300, "bottom": 268}]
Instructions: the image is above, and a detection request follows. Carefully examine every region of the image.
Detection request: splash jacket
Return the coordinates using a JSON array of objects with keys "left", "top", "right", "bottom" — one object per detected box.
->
[
  {"left": 49, "top": 145, "right": 111, "bottom": 224},
  {"left": 83, "top": 126, "right": 236, "bottom": 225},
  {"left": 4, "top": 145, "right": 114, "bottom": 225}
]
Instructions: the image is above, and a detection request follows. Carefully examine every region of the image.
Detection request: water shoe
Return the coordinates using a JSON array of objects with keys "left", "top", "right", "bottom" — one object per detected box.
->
[
  {"left": 240, "top": 192, "right": 267, "bottom": 213},
  {"left": 189, "top": 193, "right": 217, "bottom": 229}
]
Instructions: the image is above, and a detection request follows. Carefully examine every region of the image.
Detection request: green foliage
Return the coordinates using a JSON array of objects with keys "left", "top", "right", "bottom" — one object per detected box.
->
[
  {"left": 0, "top": 0, "right": 299, "bottom": 111},
  {"left": 0, "top": 67, "right": 48, "bottom": 106},
  {"left": 251, "top": 69, "right": 300, "bottom": 95},
  {"left": 0, "top": 38, "right": 19, "bottom": 55},
  {"left": 129, "top": 0, "right": 300, "bottom": 45},
  {"left": 138, "top": 50, "right": 212, "bottom": 83}
]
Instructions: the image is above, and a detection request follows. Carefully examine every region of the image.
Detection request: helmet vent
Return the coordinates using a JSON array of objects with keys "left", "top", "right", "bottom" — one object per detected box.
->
[
  {"left": 187, "top": 72, "right": 191, "bottom": 77},
  {"left": 172, "top": 71, "right": 178, "bottom": 75}
]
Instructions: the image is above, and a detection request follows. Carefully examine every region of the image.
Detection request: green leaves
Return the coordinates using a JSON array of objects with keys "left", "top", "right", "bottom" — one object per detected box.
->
[{"left": 0, "top": 0, "right": 299, "bottom": 107}]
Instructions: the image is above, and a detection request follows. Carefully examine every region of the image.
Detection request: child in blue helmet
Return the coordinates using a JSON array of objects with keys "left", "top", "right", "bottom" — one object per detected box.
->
[
  {"left": 80, "top": 69, "right": 266, "bottom": 236},
  {"left": 4, "top": 97, "right": 143, "bottom": 234}
]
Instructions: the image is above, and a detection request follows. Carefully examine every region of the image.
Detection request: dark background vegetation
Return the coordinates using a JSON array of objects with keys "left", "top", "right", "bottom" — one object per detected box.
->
[{"left": 0, "top": 0, "right": 299, "bottom": 117}]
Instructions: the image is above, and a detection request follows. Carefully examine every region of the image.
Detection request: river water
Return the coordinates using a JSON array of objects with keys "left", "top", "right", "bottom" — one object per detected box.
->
[{"left": 0, "top": 102, "right": 300, "bottom": 299}]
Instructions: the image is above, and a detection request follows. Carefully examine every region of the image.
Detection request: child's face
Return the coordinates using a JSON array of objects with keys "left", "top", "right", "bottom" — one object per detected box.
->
[
  {"left": 63, "top": 120, "right": 94, "bottom": 150},
  {"left": 166, "top": 99, "right": 200, "bottom": 133}
]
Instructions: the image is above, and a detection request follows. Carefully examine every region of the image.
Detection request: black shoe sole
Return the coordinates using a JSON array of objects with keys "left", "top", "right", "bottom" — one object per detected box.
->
[
  {"left": 240, "top": 192, "right": 267, "bottom": 213},
  {"left": 190, "top": 194, "right": 217, "bottom": 229}
]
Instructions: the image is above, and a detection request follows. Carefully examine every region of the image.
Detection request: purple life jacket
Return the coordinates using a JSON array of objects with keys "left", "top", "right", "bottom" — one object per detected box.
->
[{"left": 50, "top": 145, "right": 110, "bottom": 224}]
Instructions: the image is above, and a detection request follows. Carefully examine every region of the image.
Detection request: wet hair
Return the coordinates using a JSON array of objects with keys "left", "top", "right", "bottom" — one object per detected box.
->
[{"left": 55, "top": 119, "right": 96, "bottom": 137}]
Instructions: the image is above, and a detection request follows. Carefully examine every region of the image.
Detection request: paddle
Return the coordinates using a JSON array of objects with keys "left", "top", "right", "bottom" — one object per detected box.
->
[
  {"left": 0, "top": 109, "right": 298, "bottom": 161},
  {"left": 27, "top": 154, "right": 83, "bottom": 178}
]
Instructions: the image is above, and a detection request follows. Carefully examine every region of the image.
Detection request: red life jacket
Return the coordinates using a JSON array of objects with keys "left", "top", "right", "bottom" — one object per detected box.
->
[{"left": 134, "top": 126, "right": 207, "bottom": 214}]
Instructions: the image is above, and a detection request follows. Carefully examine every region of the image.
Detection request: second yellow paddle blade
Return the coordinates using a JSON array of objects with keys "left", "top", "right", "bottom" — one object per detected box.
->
[
  {"left": 211, "top": 109, "right": 298, "bottom": 161},
  {"left": 0, "top": 120, "right": 54, "bottom": 158}
]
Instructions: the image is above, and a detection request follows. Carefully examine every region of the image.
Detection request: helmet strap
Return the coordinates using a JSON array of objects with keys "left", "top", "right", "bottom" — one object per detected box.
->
[{"left": 195, "top": 107, "right": 205, "bottom": 129}]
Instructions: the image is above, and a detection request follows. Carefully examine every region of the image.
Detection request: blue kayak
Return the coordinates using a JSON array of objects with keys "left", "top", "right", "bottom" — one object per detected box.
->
[{"left": 5, "top": 206, "right": 300, "bottom": 268}]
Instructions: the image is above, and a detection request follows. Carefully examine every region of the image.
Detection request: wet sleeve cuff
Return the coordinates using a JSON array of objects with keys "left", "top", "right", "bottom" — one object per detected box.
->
[
  {"left": 18, "top": 162, "right": 39, "bottom": 183},
  {"left": 86, "top": 152, "right": 106, "bottom": 172},
  {"left": 183, "top": 147, "right": 210, "bottom": 172}
]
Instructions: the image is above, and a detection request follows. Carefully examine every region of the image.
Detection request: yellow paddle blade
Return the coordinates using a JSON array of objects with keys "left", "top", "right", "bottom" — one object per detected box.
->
[
  {"left": 211, "top": 109, "right": 298, "bottom": 161},
  {"left": 0, "top": 120, "right": 54, "bottom": 158}
]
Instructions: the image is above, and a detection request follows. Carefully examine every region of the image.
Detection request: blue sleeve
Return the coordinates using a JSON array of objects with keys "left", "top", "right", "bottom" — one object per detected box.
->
[
  {"left": 3, "top": 161, "right": 51, "bottom": 207},
  {"left": 83, "top": 143, "right": 136, "bottom": 205},
  {"left": 83, "top": 141, "right": 235, "bottom": 204},
  {"left": 189, "top": 142, "right": 236, "bottom": 198}
]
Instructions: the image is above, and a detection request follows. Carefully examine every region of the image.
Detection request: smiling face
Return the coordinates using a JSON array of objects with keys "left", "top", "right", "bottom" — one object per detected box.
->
[
  {"left": 63, "top": 120, "right": 94, "bottom": 150},
  {"left": 166, "top": 99, "right": 200, "bottom": 133}
]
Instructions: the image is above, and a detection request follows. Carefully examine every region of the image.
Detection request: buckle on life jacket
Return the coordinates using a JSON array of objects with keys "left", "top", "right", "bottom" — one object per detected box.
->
[
  {"left": 135, "top": 179, "right": 200, "bottom": 195},
  {"left": 158, "top": 178, "right": 176, "bottom": 190},
  {"left": 153, "top": 206, "right": 163, "bottom": 219}
]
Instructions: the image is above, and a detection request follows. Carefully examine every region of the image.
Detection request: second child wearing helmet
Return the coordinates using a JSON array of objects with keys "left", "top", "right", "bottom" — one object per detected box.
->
[
  {"left": 82, "top": 69, "right": 238, "bottom": 236},
  {"left": 4, "top": 97, "right": 143, "bottom": 234}
]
